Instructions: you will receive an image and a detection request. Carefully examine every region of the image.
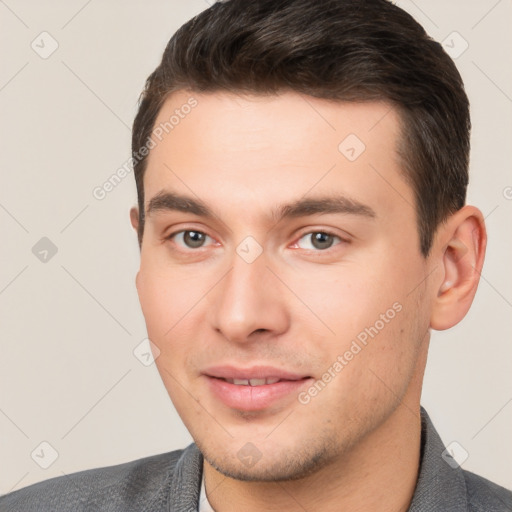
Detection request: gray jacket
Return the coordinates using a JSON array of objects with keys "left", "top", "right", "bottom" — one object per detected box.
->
[{"left": 1, "top": 408, "right": 511, "bottom": 511}]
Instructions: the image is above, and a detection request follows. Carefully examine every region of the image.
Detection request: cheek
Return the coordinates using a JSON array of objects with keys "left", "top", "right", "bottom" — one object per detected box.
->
[
  {"left": 286, "top": 259, "right": 400, "bottom": 342},
  {"left": 137, "top": 255, "right": 205, "bottom": 328},
  {"left": 342, "top": 273, "right": 428, "bottom": 395},
  {"left": 137, "top": 272, "right": 171, "bottom": 336},
  {"left": 136, "top": 263, "right": 215, "bottom": 380},
  {"left": 299, "top": 254, "right": 424, "bottom": 369},
  {"left": 318, "top": 298, "right": 422, "bottom": 422},
  {"left": 137, "top": 270, "right": 198, "bottom": 395}
]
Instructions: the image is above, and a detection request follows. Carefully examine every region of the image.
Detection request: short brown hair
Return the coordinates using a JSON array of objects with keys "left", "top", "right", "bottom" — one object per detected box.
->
[{"left": 132, "top": 0, "right": 470, "bottom": 256}]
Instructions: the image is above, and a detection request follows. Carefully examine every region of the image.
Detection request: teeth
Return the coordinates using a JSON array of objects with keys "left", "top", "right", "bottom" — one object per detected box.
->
[
  {"left": 225, "top": 377, "right": 282, "bottom": 386},
  {"left": 233, "top": 378, "right": 250, "bottom": 385},
  {"left": 249, "top": 378, "right": 266, "bottom": 386}
]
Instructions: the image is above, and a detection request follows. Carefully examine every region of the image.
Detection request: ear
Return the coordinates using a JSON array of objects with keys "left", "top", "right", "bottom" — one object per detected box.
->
[
  {"left": 130, "top": 206, "right": 142, "bottom": 290},
  {"left": 130, "top": 206, "right": 144, "bottom": 250},
  {"left": 430, "top": 205, "right": 487, "bottom": 330},
  {"left": 130, "top": 206, "right": 139, "bottom": 231}
]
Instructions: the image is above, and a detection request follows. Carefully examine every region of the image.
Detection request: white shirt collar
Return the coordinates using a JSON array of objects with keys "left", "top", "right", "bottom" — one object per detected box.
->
[{"left": 198, "top": 471, "right": 216, "bottom": 512}]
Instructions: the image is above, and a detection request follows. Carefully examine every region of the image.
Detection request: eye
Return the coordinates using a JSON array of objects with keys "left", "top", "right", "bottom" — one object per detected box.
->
[
  {"left": 168, "top": 230, "right": 215, "bottom": 249},
  {"left": 295, "top": 231, "right": 344, "bottom": 251}
]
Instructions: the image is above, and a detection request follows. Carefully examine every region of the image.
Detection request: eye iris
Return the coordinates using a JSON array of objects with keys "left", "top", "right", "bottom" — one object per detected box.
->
[
  {"left": 184, "top": 231, "right": 205, "bottom": 248},
  {"left": 312, "top": 232, "right": 334, "bottom": 250}
]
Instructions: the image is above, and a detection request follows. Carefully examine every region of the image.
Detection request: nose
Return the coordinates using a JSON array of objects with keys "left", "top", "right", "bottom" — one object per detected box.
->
[{"left": 208, "top": 248, "right": 290, "bottom": 344}]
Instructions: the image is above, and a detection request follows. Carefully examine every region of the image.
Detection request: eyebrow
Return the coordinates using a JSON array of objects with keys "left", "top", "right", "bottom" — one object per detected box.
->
[{"left": 146, "top": 190, "right": 376, "bottom": 223}]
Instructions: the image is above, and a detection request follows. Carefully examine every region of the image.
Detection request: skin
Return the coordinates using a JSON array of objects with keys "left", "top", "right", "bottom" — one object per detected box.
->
[{"left": 130, "top": 90, "right": 486, "bottom": 511}]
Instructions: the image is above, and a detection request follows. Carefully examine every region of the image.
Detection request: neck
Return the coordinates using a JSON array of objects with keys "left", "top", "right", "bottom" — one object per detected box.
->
[{"left": 203, "top": 403, "right": 423, "bottom": 512}]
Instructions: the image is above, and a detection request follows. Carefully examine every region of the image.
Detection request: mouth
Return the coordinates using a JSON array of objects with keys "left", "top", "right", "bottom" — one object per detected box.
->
[{"left": 203, "top": 365, "right": 313, "bottom": 411}]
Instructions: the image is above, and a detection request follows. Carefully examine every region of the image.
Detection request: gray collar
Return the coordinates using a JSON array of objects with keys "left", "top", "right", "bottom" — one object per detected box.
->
[
  {"left": 408, "top": 407, "right": 468, "bottom": 511},
  {"left": 169, "top": 407, "right": 468, "bottom": 511}
]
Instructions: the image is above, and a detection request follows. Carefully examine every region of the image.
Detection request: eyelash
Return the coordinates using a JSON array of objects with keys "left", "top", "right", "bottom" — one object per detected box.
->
[{"left": 165, "top": 229, "right": 347, "bottom": 253}]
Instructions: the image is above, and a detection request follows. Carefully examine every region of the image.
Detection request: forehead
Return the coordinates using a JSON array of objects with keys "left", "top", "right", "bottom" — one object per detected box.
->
[{"left": 142, "top": 90, "right": 413, "bottom": 223}]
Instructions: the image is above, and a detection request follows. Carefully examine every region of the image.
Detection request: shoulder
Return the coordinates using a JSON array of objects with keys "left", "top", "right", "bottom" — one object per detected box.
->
[
  {"left": 462, "top": 468, "right": 512, "bottom": 511},
  {"left": 0, "top": 448, "right": 187, "bottom": 512}
]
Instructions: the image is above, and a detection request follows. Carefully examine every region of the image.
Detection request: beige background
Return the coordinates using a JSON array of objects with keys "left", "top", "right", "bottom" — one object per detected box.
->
[{"left": 1, "top": 0, "right": 511, "bottom": 494}]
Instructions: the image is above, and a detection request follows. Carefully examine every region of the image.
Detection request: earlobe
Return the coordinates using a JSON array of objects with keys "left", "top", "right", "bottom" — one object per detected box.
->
[{"left": 430, "top": 206, "right": 487, "bottom": 330}]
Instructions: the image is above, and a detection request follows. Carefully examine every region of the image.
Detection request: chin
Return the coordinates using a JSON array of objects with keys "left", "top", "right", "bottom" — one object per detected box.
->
[{"left": 198, "top": 435, "right": 337, "bottom": 483}]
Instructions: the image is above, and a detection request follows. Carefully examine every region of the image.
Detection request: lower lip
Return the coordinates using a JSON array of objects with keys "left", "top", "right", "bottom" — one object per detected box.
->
[{"left": 205, "top": 376, "right": 312, "bottom": 411}]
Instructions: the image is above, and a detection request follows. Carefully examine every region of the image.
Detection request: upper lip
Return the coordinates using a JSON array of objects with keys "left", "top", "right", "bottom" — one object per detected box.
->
[{"left": 203, "top": 365, "right": 309, "bottom": 381}]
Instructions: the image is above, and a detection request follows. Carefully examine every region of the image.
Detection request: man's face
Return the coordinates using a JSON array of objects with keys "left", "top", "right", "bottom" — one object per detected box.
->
[{"left": 133, "top": 91, "right": 434, "bottom": 481}]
